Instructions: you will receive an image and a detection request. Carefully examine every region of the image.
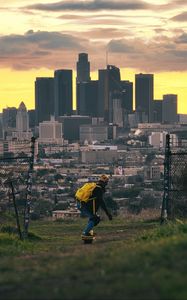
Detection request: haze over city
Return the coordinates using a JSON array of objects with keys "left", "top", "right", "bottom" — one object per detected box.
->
[{"left": 0, "top": 0, "right": 187, "bottom": 113}]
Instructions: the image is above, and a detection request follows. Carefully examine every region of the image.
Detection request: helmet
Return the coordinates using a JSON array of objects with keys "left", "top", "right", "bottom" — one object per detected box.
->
[{"left": 99, "top": 174, "right": 109, "bottom": 183}]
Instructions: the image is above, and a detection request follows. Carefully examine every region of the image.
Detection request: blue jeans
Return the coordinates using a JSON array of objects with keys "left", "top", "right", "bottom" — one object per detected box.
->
[{"left": 77, "top": 201, "right": 100, "bottom": 235}]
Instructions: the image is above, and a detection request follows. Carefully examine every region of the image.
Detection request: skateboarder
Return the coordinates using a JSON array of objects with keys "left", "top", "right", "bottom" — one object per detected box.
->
[{"left": 76, "top": 174, "right": 113, "bottom": 239}]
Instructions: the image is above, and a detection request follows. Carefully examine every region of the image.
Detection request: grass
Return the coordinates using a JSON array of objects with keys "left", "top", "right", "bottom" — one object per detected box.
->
[{"left": 0, "top": 215, "right": 187, "bottom": 300}]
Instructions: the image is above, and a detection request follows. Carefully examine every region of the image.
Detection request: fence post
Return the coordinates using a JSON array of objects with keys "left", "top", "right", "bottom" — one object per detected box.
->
[
  {"left": 23, "top": 136, "right": 36, "bottom": 238},
  {"left": 9, "top": 180, "right": 23, "bottom": 240},
  {"left": 4, "top": 179, "right": 23, "bottom": 240},
  {"left": 161, "top": 134, "right": 171, "bottom": 223}
]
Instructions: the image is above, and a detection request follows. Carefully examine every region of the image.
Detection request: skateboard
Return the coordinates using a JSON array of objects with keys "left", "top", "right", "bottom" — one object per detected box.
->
[{"left": 81, "top": 230, "right": 96, "bottom": 244}]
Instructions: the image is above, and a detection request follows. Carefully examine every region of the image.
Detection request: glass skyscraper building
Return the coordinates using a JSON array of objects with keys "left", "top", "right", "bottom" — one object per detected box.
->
[
  {"left": 135, "top": 73, "right": 154, "bottom": 123},
  {"left": 54, "top": 69, "right": 73, "bottom": 117}
]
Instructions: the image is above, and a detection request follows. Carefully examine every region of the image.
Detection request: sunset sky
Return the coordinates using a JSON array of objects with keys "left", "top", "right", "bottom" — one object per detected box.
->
[{"left": 0, "top": 0, "right": 187, "bottom": 113}]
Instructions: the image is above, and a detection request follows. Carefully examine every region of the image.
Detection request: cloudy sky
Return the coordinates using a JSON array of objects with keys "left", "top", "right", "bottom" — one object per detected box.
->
[{"left": 0, "top": 0, "right": 187, "bottom": 112}]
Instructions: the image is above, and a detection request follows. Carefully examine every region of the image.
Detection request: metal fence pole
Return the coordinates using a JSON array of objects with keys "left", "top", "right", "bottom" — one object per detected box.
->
[
  {"left": 23, "top": 137, "right": 36, "bottom": 238},
  {"left": 5, "top": 180, "right": 23, "bottom": 240},
  {"left": 161, "top": 134, "right": 171, "bottom": 223}
]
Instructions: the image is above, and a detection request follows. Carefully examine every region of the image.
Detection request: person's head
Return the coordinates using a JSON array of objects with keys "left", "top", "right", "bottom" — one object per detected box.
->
[{"left": 98, "top": 174, "right": 109, "bottom": 187}]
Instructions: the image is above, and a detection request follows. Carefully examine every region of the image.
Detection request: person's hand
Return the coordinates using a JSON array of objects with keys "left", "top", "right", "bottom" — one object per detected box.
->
[{"left": 108, "top": 213, "right": 112, "bottom": 221}]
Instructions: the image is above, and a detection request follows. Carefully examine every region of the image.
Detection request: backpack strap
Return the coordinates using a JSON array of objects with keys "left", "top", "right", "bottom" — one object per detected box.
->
[
  {"left": 96, "top": 184, "right": 102, "bottom": 189},
  {"left": 88, "top": 184, "right": 102, "bottom": 200},
  {"left": 93, "top": 199, "right": 96, "bottom": 214},
  {"left": 92, "top": 184, "right": 102, "bottom": 214}
]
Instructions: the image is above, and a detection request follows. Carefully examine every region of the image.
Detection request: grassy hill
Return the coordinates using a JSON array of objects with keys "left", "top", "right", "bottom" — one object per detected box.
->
[{"left": 0, "top": 214, "right": 187, "bottom": 300}]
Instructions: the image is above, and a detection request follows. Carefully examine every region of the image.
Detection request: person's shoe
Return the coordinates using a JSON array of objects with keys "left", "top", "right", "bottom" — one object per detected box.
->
[
  {"left": 81, "top": 232, "right": 92, "bottom": 237},
  {"left": 81, "top": 231, "right": 95, "bottom": 238},
  {"left": 89, "top": 230, "right": 94, "bottom": 236}
]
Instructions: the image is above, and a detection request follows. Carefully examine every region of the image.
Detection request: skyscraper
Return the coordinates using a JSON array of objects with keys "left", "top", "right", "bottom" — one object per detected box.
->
[
  {"left": 121, "top": 80, "right": 133, "bottom": 113},
  {"left": 153, "top": 100, "right": 162, "bottom": 123},
  {"left": 112, "top": 96, "right": 123, "bottom": 127},
  {"left": 16, "top": 102, "right": 29, "bottom": 132},
  {"left": 76, "top": 53, "right": 91, "bottom": 83},
  {"left": 135, "top": 73, "right": 154, "bottom": 123},
  {"left": 76, "top": 53, "right": 91, "bottom": 114},
  {"left": 54, "top": 69, "right": 73, "bottom": 117},
  {"left": 107, "top": 65, "right": 121, "bottom": 91},
  {"left": 98, "top": 65, "right": 121, "bottom": 121},
  {"left": 0, "top": 115, "right": 3, "bottom": 139},
  {"left": 35, "top": 77, "right": 54, "bottom": 125},
  {"left": 2, "top": 107, "right": 17, "bottom": 129},
  {"left": 13, "top": 101, "right": 33, "bottom": 141},
  {"left": 162, "top": 94, "right": 178, "bottom": 124},
  {"left": 28, "top": 109, "right": 36, "bottom": 130},
  {"left": 77, "top": 81, "right": 98, "bottom": 117},
  {"left": 98, "top": 69, "right": 108, "bottom": 119}
]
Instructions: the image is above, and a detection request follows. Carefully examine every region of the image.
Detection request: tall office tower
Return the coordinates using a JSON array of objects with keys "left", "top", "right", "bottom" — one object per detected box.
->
[
  {"left": 121, "top": 80, "right": 133, "bottom": 112},
  {"left": 35, "top": 77, "right": 54, "bottom": 125},
  {"left": 108, "top": 90, "right": 121, "bottom": 124},
  {"left": 12, "top": 102, "right": 33, "bottom": 141},
  {"left": 2, "top": 107, "right": 17, "bottom": 129},
  {"left": 0, "top": 115, "right": 3, "bottom": 139},
  {"left": 98, "top": 65, "right": 121, "bottom": 121},
  {"left": 153, "top": 100, "right": 162, "bottom": 123},
  {"left": 16, "top": 102, "right": 29, "bottom": 132},
  {"left": 77, "top": 81, "right": 98, "bottom": 117},
  {"left": 135, "top": 73, "right": 154, "bottom": 123},
  {"left": 112, "top": 96, "right": 123, "bottom": 127},
  {"left": 28, "top": 109, "right": 36, "bottom": 129},
  {"left": 98, "top": 69, "right": 108, "bottom": 119},
  {"left": 162, "top": 94, "right": 178, "bottom": 124},
  {"left": 54, "top": 69, "right": 73, "bottom": 117},
  {"left": 107, "top": 65, "right": 121, "bottom": 90},
  {"left": 76, "top": 53, "right": 91, "bottom": 83}
]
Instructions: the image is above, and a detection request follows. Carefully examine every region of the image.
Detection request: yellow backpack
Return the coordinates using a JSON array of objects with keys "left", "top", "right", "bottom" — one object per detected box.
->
[{"left": 75, "top": 182, "right": 99, "bottom": 203}]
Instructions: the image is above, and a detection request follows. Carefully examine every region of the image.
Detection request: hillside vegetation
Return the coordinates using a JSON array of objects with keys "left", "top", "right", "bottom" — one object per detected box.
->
[{"left": 0, "top": 214, "right": 187, "bottom": 300}]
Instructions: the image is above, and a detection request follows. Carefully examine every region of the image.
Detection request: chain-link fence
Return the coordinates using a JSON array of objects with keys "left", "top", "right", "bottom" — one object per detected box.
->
[
  {"left": 0, "top": 137, "right": 36, "bottom": 238},
  {"left": 161, "top": 134, "right": 187, "bottom": 220}
]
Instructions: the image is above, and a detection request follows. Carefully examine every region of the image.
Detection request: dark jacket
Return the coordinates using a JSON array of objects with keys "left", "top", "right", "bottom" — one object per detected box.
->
[{"left": 81, "top": 183, "right": 109, "bottom": 215}]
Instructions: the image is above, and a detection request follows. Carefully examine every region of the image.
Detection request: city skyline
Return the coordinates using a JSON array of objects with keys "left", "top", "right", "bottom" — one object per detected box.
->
[{"left": 0, "top": 0, "right": 187, "bottom": 113}]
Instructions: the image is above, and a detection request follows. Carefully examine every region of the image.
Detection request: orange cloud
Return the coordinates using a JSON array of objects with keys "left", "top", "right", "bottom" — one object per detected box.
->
[
  {"left": 171, "top": 12, "right": 187, "bottom": 21},
  {"left": 24, "top": 0, "right": 153, "bottom": 12},
  {"left": 0, "top": 29, "right": 187, "bottom": 73}
]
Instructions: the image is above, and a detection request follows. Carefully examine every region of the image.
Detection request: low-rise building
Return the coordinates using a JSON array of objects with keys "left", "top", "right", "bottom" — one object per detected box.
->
[
  {"left": 81, "top": 150, "right": 118, "bottom": 163},
  {"left": 38, "top": 117, "right": 63, "bottom": 144},
  {"left": 80, "top": 124, "right": 108, "bottom": 143},
  {"left": 52, "top": 209, "right": 80, "bottom": 220}
]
